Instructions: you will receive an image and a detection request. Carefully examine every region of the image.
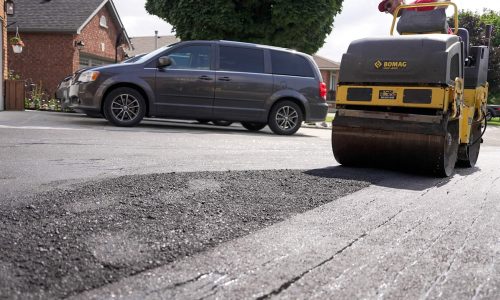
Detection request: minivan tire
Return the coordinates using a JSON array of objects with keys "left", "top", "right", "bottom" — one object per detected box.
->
[
  {"left": 103, "top": 87, "right": 146, "bottom": 127},
  {"left": 241, "top": 122, "right": 266, "bottom": 132},
  {"left": 268, "top": 100, "right": 303, "bottom": 135}
]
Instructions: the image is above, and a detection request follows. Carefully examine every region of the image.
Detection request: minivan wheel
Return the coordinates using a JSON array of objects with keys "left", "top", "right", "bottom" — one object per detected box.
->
[
  {"left": 241, "top": 122, "right": 266, "bottom": 132},
  {"left": 268, "top": 101, "right": 303, "bottom": 135},
  {"left": 103, "top": 88, "right": 146, "bottom": 127}
]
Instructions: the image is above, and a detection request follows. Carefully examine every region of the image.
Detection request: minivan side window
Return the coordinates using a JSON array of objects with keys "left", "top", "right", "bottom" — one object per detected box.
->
[
  {"left": 167, "top": 45, "right": 211, "bottom": 70},
  {"left": 271, "top": 51, "right": 315, "bottom": 78},
  {"left": 219, "top": 46, "right": 265, "bottom": 74}
]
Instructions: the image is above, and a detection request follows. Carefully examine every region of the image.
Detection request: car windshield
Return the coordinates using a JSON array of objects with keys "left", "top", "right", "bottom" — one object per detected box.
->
[{"left": 132, "top": 44, "right": 175, "bottom": 64}]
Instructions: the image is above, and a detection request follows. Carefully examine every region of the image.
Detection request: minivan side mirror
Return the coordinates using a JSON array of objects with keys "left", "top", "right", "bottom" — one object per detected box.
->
[{"left": 157, "top": 56, "right": 172, "bottom": 68}]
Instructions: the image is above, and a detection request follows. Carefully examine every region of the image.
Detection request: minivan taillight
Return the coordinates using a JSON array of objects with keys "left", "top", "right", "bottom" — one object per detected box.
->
[{"left": 320, "top": 82, "right": 327, "bottom": 100}]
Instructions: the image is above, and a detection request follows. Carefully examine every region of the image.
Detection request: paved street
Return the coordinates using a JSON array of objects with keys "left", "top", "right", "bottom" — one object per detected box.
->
[
  {"left": 0, "top": 111, "right": 335, "bottom": 204},
  {"left": 1, "top": 111, "right": 499, "bottom": 299}
]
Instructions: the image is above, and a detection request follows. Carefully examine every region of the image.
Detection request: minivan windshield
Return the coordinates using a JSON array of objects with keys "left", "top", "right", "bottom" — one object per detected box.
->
[{"left": 132, "top": 45, "right": 175, "bottom": 64}]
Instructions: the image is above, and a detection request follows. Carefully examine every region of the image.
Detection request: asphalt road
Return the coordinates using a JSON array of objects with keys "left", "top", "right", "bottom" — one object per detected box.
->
[
  {"left": 0, "top": 111, "right": 336, "bottom": 204},
  {"left": 1, "top": 111, "right": 499, "bottom": 299}
]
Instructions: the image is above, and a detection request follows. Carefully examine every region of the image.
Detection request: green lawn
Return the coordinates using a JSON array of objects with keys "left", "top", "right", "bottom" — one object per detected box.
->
[
  {"left": 325, "top": 113, "right": 335, "bottom": 123},
  {"left": 489, "top": 118, "right": 500, "bottom": 126}
]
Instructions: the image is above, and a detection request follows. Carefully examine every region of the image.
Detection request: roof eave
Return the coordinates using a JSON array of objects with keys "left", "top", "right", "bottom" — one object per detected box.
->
[
  {"left": 77, "top": 0, "right": 108, "bottom": 34},
  {"left": 107, "top": 0, "right": 133, "bottom": 50},
  {"left": 7, "top": 28, "right": 77, "bottom": 34}
]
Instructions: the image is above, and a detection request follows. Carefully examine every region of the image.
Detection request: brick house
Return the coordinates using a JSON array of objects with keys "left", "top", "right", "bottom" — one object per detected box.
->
[
  {"left": 0, "top": 1, "right": 9, "bottom": 111},
  {"left": 314, "top": 55, "right": 340, "bottom": 103},
  {"left": 8, "top": 0, "right": 132, "bottom": 96}
]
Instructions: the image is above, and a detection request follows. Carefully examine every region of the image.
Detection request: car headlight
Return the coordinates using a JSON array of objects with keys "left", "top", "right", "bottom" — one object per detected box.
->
[{"left": 78, "top": 71, "right": 100, "bottom": 83}]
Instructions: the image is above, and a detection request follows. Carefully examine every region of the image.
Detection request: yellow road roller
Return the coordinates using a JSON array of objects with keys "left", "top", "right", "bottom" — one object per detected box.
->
[{"left": 332, "top": 2, "right": 492, "bottom": 177}]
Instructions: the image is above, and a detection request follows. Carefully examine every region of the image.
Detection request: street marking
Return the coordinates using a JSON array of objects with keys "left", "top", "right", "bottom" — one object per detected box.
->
[{"left": 0, "top": 125, "right": 88, "bottom": 131}]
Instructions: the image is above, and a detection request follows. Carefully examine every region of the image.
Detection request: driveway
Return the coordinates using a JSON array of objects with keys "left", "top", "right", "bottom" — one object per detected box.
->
[
  {"left": 0, "top": 111, "right": 499, "bottom": 299},
  {"left": 0, "top": 111, "right": 334, "bottom": 204}
]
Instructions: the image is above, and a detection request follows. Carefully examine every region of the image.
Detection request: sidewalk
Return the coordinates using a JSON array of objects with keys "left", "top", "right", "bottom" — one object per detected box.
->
[{"left": 302, "top": 113, "right": 334, "bottom": 129}]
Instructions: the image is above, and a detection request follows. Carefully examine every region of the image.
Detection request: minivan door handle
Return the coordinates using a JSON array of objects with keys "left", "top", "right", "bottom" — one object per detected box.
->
[
  {"left": 218, "top": 77, "right": 231, "bottom": 82},
  {"left": 198, "top": 75, "right": 212, "bottom": 81}
]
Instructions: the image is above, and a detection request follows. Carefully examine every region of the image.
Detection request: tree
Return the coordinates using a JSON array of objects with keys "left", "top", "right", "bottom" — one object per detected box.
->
[
  {"left": 458, "top": 10, "right": 500, "bottom": 103},
  {"left": 145, "top": 0, "right": 344, "bottom": 54}
]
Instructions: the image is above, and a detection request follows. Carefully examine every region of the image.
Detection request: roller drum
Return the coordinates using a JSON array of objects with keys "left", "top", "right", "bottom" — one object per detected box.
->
[{"left": 331, "top": 112, "right": 459, "bottom": 177}]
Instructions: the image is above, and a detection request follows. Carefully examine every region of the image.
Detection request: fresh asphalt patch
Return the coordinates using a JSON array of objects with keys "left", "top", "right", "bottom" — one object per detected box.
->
[{"left": 0, "top": 170, "right": 369, "bottom": 299}]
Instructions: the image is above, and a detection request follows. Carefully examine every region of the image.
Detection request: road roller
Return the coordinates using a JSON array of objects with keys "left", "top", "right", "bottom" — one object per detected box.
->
[{"left": 332, "top": 2, "right": 492, "bottom": 177}]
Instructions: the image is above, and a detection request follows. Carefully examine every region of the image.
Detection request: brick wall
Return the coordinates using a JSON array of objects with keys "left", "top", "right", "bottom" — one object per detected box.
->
[
  {"left": 320, "top": 70, "right": 340, "bottom": 90},
  {"left": 8, "top": 33, "right": 75, "bottom": 96},
  {"left": 320, "top": 69, "right": 340, "bottom": 112},
  {"left": 1, "top": 2, "right": 7, "bottom": 110},
  {"left": 78, "top": 6, "right": 127, "bottom": 65},
  {"left": 2, "top": 1, "right": 6, "bottom": 81},
  {"left": 320, "top": 70, "right": 330, "bottom": 89}
]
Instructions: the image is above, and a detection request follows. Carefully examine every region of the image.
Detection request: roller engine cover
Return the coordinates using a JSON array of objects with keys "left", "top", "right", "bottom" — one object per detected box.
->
[{"left": 339, "top": 34, "right": 461, "bottom": 86}]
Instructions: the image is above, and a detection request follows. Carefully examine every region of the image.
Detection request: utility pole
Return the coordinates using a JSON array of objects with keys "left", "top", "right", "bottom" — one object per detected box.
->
[{"left": 155, "top": 30, "right": 158, "bottom": 49}]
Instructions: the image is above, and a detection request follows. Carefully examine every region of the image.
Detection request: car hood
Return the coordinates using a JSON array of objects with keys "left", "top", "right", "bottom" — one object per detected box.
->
[{"left": 91, "top": 63, "right": 146, "bottom": 75}]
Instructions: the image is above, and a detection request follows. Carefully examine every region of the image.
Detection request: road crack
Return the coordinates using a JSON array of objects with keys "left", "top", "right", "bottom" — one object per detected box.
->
[
  {"left": 256, "top": 210, "right": 403, "bottom": 299},
  {"left": 255, "top": 232, "right": 367, "bottom": 300},
  {"left": 144, "top": 271, "right": 226, "bottom": 297}
]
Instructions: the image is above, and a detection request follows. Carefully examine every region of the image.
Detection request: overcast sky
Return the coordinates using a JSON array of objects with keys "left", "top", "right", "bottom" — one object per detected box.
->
[{"left": 114, "top": 0, "right": 500, "bottom": 61}]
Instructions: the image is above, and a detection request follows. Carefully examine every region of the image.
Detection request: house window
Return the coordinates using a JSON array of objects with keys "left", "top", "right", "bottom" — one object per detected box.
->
[
  {"left": 100, "top": 16, "right": 108, "bottom": 28},
  {"left": 330, "top": 73, "right": 337, "bottom": 90}
]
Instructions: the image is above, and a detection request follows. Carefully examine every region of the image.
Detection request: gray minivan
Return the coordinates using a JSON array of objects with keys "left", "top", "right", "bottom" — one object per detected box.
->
[{"left": 68, "top": 40, "right": 328, "bottom": 135}]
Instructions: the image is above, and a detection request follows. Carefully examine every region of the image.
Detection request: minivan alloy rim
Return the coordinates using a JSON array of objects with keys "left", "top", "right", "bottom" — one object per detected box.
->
[
  {"left": 276, "top": 106, "right": 298, "bottom": 130},
  {"left": 111, "top": 94, "right": 140, "bottom": 121}
]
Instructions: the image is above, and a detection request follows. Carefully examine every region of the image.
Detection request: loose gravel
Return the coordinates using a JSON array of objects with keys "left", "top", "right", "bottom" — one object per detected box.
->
[{"left": 0, "top": 170, "right": 369, "bottom": 299}]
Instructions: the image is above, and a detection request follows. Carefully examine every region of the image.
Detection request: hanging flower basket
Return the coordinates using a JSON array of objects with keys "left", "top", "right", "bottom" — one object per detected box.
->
[
  {"left": 12, "top": 44, "right": 23, "bottom": 53},
  {"left": 10, "top": 31, "right": 25, "bottom": 54}
]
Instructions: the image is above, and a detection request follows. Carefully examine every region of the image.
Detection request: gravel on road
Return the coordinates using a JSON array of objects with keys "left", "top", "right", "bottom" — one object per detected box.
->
[{"left": 0, "top": 169, "right": 369, "bottom": 299}]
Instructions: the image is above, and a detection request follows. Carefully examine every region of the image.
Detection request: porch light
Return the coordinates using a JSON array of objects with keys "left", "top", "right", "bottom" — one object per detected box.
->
[
  {"left": 75, "top": 40, "right": 85, "bottom": 51},
  {"left": 5, "top": 0, "right": 14, "bottom": 16}
]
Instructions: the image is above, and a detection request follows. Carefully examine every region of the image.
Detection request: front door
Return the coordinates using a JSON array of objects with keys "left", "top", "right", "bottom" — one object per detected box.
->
[{"left": 155, "top": 44, "right": 214, "bottom": 119}]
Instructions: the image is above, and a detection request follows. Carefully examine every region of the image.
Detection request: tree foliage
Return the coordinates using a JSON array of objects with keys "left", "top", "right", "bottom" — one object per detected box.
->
[
  {"left": 145, "top": 0, "right": 344, "bottom": 54},
  {"left": 458, "top": 10, "right": 500, "bottom": 103}
]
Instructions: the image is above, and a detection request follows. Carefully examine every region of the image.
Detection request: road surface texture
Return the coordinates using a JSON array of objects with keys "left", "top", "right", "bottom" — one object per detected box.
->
[{"left": 0, "top": 111, "right": 499, "bottom": 299}]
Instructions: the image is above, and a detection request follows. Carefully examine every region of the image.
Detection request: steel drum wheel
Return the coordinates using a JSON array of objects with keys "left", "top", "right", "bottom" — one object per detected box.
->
[
  {"left": 457, "top": 122, "right": 481, "bottom": 168},
  {"left": 436, "top": 121, "right": 459, "bottom": 177},
  {"left": 331, "top": 116, "right": 460, "bottom": 177}
]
